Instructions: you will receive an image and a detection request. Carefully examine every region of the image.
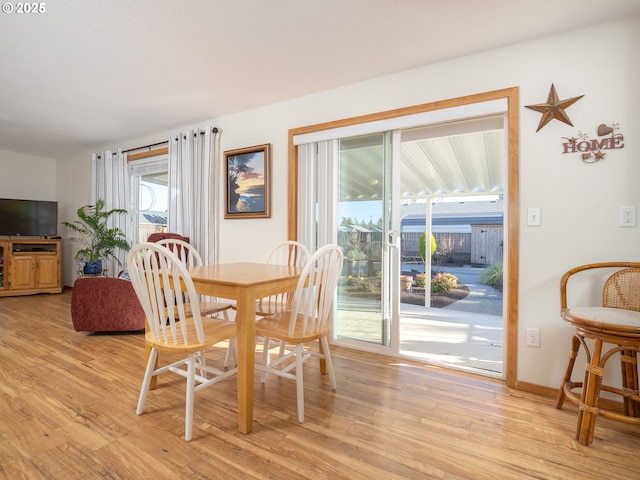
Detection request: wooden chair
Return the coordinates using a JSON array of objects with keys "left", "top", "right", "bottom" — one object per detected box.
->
[
  {"left": 155, "top": 238, "right": 233, "bottom": 319},
  {"left": 127, "top": 242, "right": 237, "bottom": 441},
  {"left": 225, "top": 241, "right": 310, "bottom": 368},
  {"left": 253, "top": 241, "right": 310, "bottom": 376},
  {"left": 147, "top": 232, "right": 189, "bottom": 244},
  {"left": 256, "top": 241, "right": 310, "bottom": 315},
  {"left": 556, "top": 262, "right": 640, "bottom": 445},
  {"left": 255, "top": 244, "right": 343, "bottom": 423}
]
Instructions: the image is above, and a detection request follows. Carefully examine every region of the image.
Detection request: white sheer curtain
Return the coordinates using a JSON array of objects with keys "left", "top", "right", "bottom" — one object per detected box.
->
[
  {"left": 168, "top": 126, "right": 219, "bottom": 264},
  {"left": 296, "top": 140, "right": 339, "bottom": 254},
  {"left": 91, "top": 148, "right": 132, "bottom": 276}
]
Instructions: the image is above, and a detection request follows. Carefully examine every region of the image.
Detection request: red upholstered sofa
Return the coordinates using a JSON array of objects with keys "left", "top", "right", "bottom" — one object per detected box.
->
[
  {"left": 71, "top": 276, "right": 145, "bottom": 332},
  {"left": 146, "top": 232, "right": 189, "bottom": 244},
  {"left": 70, "top": 233, "right": 190, "bottom": 332}
]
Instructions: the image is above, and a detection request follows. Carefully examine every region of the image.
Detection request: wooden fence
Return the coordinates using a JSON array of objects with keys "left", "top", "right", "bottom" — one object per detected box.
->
[
  {"left": 402, "top": 232, "right": 472, "bottom": 265},
  {"left": 339, "top": 227, "right": 503, "bottom": 268}
]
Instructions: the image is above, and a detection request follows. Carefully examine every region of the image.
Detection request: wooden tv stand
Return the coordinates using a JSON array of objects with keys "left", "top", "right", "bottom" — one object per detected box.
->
[{"left": 0, "top": 238, "right": 62, "bottom": 297}]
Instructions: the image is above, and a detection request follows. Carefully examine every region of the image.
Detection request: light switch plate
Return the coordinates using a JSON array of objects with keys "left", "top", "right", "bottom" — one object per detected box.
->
[{"left": 527, "top": 207, "right": 541, "bottom": 226}]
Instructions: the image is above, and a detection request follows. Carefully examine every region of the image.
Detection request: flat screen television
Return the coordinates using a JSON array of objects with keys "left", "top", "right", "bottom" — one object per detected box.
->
[{"left": 0, "top": 198, "right": 58, "bottom": 237}]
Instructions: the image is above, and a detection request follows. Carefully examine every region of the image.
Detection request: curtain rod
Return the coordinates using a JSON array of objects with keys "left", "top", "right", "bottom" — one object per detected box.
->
[
  {"left": 122, "top": 140, "right": 168, "bottom": 154},
  {"left": 123, "top": 127, "right": 219, "bottom": 153}
]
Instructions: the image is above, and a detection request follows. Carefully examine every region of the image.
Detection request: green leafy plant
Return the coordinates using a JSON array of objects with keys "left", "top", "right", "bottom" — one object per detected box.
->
[
  {"left": 346, "top": 276, "right": 378, "bottom": 292},
  {"left": 62, "top": 199, "right": 130, "bottom": 266},
  {"left": 480, "top": 262, "right": 503, "bottom": 289},
  {"left": 419, "top": 231, "right": 437, "bottom": 261},
  {"left": 431, "top": 272, "right": 458, "bottom": 294},
  {"left": 414, "top": 273, "right": 426, "bottom": 288},
  {"left": 346, "top": 248, "right": 366, "bottom": 261}
]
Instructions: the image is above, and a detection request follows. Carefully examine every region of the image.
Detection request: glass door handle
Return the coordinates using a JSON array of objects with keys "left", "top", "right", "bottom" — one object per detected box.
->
[{"left": 387, "top": 229, "right": 398, "bottom": 249}]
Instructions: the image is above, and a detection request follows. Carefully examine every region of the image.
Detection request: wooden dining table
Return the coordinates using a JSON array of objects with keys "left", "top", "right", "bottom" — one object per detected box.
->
[{"left": 186, "top": 262, "right": 301, "bottom": 434}]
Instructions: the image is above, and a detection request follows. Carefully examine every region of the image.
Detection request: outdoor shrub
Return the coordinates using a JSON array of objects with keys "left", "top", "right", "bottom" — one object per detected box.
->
[
  {"left": 414, "top": 273, "right": 426, "bottom": 288},
  {"left": 418, "top": 232, "right": 437, "bottom": 260},
  {"left": 346, "top": 276, "right": 378, "bottom": 292},
  {"left": 360, "top": 279, "right": 377, "bottom": 292},
  {"left": 436, "top": 272, "right": 458, "bottom": 289},
  {"left": 480, "top": 262, "right": 503, "bottom": 289},
  {"left": 346, "top": 248, "right": 366, "bottom": 261},
  {"left": 431, "top": 272, "right": 458, "bottom": 294},
  {"left": 431, "top": 280, "right": 449, "bottom": 294}
]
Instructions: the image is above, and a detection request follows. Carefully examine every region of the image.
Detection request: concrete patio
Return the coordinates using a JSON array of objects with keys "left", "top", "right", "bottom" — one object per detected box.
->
[{"left": 335, "top": 266, "right": 504, "bottom": 376}]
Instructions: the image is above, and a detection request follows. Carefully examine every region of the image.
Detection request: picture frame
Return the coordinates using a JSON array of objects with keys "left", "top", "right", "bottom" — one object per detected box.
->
[{"left": 224, "top": 143, "right": 271, "bottom": 219}]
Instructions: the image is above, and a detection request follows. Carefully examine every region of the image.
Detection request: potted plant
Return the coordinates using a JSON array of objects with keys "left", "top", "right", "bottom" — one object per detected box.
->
[{"left": 62, "top": 199, "right": 130, "bottom": 275}]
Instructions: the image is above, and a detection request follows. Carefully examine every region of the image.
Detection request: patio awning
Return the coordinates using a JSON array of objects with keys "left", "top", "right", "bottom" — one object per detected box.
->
[{"left": 339, "top": 115, "right": 505, "bottom": 201}]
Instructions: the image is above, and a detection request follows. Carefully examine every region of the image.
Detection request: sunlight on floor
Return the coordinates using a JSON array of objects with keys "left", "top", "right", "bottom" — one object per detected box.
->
[{"left": 334, "top": 303, "right": 503, "bottom": 376}]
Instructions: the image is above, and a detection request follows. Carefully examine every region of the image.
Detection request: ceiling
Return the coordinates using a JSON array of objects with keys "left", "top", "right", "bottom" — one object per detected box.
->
[{"left": 1, "top": 0, "right": 639, "bottom": 160}]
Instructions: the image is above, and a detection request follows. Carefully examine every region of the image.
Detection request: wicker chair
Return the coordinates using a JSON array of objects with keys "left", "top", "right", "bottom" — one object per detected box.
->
[{"left": 556, "top": 262, "right": 640, "bottom": 445}]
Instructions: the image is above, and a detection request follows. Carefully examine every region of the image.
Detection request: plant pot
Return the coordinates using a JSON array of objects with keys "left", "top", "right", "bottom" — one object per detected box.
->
[
  {"left": 83, "top": 260, "right": 103, "bottom": 275},
  {"left": 400, "top": 275, "right": 413, "bottom": 291}
]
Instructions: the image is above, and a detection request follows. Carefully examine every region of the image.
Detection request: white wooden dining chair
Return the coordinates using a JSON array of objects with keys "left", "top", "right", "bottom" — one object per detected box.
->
[
  {"left": 127, "top": 242, "right": 237, "bottom": 441},
  {"left": 225, "top": 240, "right": 310, "bottom": 368},
  {"left": 256, "top": 240, "right": 311, "bottom": 315},
  {"left": 254, "top": 244, "right": 343, "bottom": 423},
  {"left": 156, "top": 238, "right": 233, "bottom": 319}
]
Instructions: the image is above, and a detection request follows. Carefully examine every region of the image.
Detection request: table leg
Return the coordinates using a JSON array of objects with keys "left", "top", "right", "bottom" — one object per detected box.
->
[
  {"left": 235, "top": 289, "right": 257, "bottom": 434},
  {"left": 318, "top": 338, "right": 327, "bottom": 375}
]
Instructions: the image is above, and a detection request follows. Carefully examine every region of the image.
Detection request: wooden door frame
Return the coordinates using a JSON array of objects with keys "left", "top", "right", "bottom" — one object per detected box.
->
[{"left": 287, "top": 87, "right": 520, "bottom": 388}]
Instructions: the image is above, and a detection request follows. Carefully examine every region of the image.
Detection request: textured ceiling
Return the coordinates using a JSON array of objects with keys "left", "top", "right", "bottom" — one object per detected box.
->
[{"left": 1, "top": 0, "right": 639, "bottom": 159}]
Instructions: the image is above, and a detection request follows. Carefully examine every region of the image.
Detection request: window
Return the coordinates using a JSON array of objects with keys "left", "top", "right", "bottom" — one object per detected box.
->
[{"left": 129, "top": 157, "right": 169, "bottom": 244}]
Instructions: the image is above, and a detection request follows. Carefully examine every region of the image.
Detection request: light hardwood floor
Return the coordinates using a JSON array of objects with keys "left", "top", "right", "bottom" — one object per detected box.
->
[{"left": 1, "top": 289, "right": 639, "bottom": 479}]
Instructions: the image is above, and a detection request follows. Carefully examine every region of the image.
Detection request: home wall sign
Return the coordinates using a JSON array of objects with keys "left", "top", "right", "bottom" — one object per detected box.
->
[
  {"left": 525, "top": 84, "right": 584, "bottom": 132},
  {"left": 561, "top": 123, "right": 624, "bottom": 164}
]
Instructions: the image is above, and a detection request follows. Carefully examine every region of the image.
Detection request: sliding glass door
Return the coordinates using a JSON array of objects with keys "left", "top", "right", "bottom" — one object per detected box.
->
[
  {"left": 333, "top": 132, "right": 396, "bottom": 348},
  {"left": 292, "top": 89, "right": 517, "bottom": 382}
]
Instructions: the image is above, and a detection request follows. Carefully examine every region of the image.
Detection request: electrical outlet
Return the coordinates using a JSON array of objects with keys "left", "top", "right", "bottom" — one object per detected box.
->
[
  {"left": 526, "top": 328, "right": 540, "bottom": 347},
  {"left": 619, "top": 206, "right": 637, "bottom": 227}
]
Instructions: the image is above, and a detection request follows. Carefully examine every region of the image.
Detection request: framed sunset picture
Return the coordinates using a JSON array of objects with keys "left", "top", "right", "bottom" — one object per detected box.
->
[{"left": 224, "top": 143, "right": 271, "bottom": 219}]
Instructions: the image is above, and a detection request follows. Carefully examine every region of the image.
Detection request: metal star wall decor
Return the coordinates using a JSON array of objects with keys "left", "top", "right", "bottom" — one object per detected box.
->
[{"left": 525, "top": 84, "right": 584, "bottom": 132}]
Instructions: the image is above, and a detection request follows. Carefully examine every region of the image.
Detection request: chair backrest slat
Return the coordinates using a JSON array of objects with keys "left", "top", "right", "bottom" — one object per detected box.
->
[
  {"left": 156, "top": 238, "right": 203, "bottom": 267},
  {"left": 266, "top": 241, "right": 310, "bottom": 268},
  {"left": 128, "top": 242, "right": 204, "bottom": 346},
  {"left": 260, "top": 241, "right": 310, "bottom": 310},
  {"left": 289, "top": 245, "right": 343, "bottom": 337}
]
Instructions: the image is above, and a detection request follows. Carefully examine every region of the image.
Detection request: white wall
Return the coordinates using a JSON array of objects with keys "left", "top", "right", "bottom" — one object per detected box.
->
[
  {"left": 0, "top": 149, "right": 57, "bottom": 200},
  {"left": 56, "top": 16, "right": 640, "bottom": 389}
]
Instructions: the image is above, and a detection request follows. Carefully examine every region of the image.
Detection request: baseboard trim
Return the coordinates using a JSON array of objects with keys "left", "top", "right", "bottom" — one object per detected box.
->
[{"left": 514, "top": 380, "right": 625, "bottom": 412}]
